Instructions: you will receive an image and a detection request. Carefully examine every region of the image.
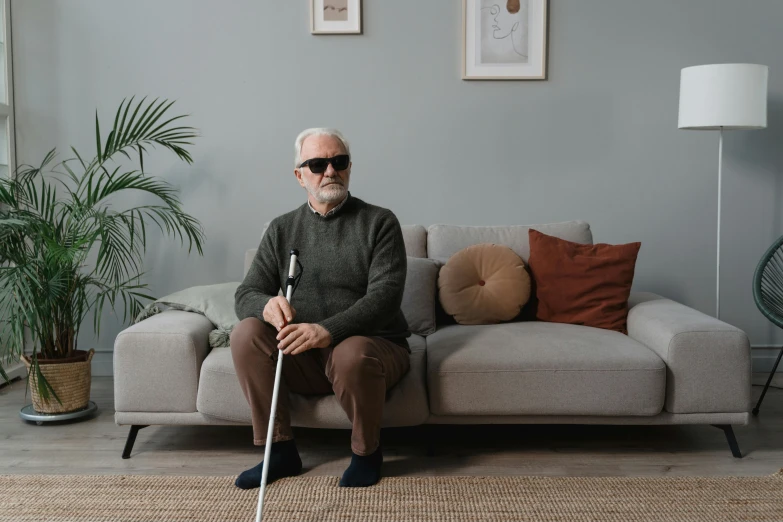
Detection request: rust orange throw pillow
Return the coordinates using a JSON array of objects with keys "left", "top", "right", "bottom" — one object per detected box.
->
[{"left": 527, "top": 229, "right": 641, "bottom": 334}]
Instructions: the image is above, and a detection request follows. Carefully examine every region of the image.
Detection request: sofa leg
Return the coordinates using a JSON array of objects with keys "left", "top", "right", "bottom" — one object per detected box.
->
[
  {"left": 711, "top": 424, "right": 742, "bottom": 458},
  {"left": 122, "top": 425, "right": 149, "bottom": 459}
]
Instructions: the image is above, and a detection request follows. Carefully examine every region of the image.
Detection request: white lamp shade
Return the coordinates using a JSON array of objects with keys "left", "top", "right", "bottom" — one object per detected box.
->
[{"left": 678, "top": 63, "right": 768, "bottom": 130}]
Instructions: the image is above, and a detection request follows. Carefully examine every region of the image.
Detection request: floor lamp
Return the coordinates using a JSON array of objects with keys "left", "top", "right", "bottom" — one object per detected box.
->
[{"left": 678, "top": 63, "right": 768, "bottom": 318}]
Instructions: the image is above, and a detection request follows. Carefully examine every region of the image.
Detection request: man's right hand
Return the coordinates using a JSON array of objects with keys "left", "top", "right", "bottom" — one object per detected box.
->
[{"left": 263, "top": 296, "right": 297, "bottom": 331}]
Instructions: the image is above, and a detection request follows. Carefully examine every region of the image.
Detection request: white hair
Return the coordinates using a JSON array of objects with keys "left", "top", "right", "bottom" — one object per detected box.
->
[{"left": 294, "top": 128, "right": 351, "bottom": 167}]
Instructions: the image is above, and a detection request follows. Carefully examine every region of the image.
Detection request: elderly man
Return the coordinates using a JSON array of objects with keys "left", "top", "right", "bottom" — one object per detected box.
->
[{"left": 230, "top": 128, "right": 411, "bottom": 490}]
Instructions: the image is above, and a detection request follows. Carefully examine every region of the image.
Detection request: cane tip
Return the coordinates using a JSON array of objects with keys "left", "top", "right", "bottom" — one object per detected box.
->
[{"left": 290, "top": 249, "right": 299, "bottom": 256}]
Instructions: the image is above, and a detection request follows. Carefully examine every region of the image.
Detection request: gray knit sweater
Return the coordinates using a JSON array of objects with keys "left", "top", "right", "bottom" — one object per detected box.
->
[{"left": 235, "top": 192, "right": 410, "bottom": 351}]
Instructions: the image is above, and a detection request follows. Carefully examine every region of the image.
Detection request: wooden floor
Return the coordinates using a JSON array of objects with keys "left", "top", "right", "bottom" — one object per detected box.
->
[{"left": 1, "top": 375, "right": 782, "bottom": 478}]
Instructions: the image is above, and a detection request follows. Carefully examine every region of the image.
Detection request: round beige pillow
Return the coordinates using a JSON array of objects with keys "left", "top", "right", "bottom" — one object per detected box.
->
[{"left": 438, "top": 243, "right": 531, "bottom": 325}]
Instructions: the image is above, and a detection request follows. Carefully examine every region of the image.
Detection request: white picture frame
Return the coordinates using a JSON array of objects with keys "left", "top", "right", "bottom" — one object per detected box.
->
[
  {"left": 463, "top": 0, "right": 548, "bottom": 80},
  {"left": 311, "top": 0, "right": 362, "bottom": 35}
]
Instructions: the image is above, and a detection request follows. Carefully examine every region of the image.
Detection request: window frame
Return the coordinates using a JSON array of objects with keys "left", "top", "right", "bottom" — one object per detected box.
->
[{"left": 0, "top": 0, "right": 15, "bottom": 178}]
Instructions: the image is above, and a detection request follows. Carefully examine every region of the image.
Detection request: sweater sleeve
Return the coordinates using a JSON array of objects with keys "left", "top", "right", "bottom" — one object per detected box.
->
[
  {"left": 317, "top": 211, "right": 407, "bottom": 345},
  {"left": 234, "top": 223, "right": 280, "bottom": 323}
]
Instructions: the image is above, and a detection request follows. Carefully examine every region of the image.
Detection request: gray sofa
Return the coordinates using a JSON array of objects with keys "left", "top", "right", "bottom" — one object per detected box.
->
[{"left": 114, "top": 220, "right": 752, "bottom": 459}]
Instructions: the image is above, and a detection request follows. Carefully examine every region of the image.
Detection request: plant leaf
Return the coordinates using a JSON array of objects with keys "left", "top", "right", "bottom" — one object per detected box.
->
[{"left": 95, "top": 110, "right": 102, "bottom": 163}]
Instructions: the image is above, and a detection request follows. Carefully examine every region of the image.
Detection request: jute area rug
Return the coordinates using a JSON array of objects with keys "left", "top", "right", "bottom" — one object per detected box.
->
[{"left": 2, "top": 471, "right": 783, "bottom": 522}]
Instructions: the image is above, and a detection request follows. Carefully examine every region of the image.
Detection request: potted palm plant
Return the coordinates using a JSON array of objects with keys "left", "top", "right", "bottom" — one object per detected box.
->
[{"left": 0, "top": 97, "right": 205, "bottom": 414}]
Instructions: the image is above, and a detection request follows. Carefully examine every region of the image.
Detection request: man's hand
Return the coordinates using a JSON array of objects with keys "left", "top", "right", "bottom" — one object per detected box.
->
[
  {"left": 263, "top": 296, "right": 296, "bottom": 331},
  {"left": 277, "top": 323, "right": 332, "bottom": 355}
]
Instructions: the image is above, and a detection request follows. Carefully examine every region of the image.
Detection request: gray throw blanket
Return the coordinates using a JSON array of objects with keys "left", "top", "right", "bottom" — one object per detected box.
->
[{"left": 134, "top": 282, "right": 241, "bottom": 348}]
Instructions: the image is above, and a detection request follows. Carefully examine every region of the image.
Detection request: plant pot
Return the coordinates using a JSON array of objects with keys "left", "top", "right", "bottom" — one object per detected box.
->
[{"left": 21, "top": 349, "right": 95, "bottom": 414}]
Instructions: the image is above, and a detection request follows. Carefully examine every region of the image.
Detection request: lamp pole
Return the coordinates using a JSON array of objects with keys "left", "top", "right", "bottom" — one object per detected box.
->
[{"left": 717, "top": 126, "right": 723, "bottom": 319}]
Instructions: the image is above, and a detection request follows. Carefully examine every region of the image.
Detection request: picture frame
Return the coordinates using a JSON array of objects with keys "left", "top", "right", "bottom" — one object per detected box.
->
[
  {"left": 311, "top": 0, "right": 362, "bottom": 35},
  {"left": 462, "top": 0, "right": 548, "bottom": 80}
]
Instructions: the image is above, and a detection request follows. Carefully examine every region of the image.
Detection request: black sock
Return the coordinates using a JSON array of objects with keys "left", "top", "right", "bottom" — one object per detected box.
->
[
  {"left": 339, "top": 446, "right": 383, "bottom": 487},
  {"left": 235, "top": 438, "right": 302, "bottom": 490}
]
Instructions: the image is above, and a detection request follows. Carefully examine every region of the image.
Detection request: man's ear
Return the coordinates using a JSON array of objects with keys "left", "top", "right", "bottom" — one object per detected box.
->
[{"left": 294, "top": 168, "right": 305, "bottom": 187}]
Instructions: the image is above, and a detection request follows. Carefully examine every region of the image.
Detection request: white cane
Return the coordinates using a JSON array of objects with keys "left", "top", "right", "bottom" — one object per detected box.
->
[{"left": 255, "top": 248, "right": 300, "bottom": 522}]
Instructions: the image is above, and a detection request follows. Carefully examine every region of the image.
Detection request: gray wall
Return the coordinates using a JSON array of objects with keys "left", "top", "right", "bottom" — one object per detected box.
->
[{"left": 11, "top": 0, "right": 783, "bottom": 375}]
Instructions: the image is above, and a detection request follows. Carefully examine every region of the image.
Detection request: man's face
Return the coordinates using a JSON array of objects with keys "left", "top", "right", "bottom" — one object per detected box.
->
[{"left": 295, "top": 135, "right": 351, "bottom": 204}]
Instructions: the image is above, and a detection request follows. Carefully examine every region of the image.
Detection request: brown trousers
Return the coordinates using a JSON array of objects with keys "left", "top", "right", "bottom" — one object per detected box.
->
[{"left": 230, "top": 318, "right": 410, "bottom": 456}]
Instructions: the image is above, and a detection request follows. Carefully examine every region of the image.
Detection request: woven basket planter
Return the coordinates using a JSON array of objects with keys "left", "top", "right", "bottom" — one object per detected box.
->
[{"left": 21, "top": 349, "right": 94, "bottom": 414}]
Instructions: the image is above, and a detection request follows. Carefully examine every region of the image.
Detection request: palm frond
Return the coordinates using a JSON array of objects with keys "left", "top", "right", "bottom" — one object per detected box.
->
[
  {"left": 87, "top": 97, "right": 198, "bottom": 177},
  {"left": 0, "top": 97, "right": 203, "bottom": 390}
]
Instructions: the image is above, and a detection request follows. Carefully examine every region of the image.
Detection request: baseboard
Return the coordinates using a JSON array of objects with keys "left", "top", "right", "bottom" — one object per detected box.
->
[
  {"left": 752, "top": 347, "right": 783, "bottom": 373},
  {"left": 91, "top": 351, "right": 114, "bottom": 377},
  {"left": 0, "top": 360, "right": 27, "bottom": 386}
]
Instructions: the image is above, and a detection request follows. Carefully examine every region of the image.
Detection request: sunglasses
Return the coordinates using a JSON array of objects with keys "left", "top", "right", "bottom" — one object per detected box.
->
[{"left": 298, "top": 154, "right": 350, "bottom": 174}]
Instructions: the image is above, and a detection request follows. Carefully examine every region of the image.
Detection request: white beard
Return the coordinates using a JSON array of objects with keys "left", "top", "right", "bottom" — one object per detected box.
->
[{"left": 306, "top": 178, "right": 348, "bottom": 204}]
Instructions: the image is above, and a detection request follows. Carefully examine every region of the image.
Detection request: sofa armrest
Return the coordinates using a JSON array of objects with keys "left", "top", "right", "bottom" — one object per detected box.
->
[
  {"left": 627, "top": 292, "right": 751, "bottom": 414},
  {"left": 114, "top": 310, "right": 214, "bottom": 414}
]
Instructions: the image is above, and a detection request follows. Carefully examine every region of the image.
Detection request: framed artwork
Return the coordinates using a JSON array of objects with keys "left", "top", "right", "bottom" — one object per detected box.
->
[
  {"left": 462, "top": 0, "right": 548, "bottom": 80},
  {"left": 311, "top": 0, "right": 362, "bottom": 35}
]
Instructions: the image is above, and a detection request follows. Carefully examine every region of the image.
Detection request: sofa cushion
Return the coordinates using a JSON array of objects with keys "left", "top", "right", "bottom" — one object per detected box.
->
[
  {"left": 244, "top": 224, "right": 428, "bottom": 278},
  {"left": 402, "top": 257, "right": 441, "bottom": 336},
  {"left": 437, "top": 244, "right": 530, "bottom": 325},
  {"left": 400, "top": 225, "right": 428, "bottom": 258},
  {"left": 528, "top": 229, "right": 641, "bottom": 334},
  {"left": 196, "top": 334, "right": 430, "bottom": 428},
  {"left": 426, "top": 322, "right": 665, "bottom": 416},
  {"left": 427, "top": 221, "right": 593, "bottom": 263}
]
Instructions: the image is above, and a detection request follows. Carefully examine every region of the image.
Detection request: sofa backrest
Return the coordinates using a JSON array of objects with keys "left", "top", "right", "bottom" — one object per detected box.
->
[
  {"left": 426, "top": 221, "right": 593, "bottom": 263},
  {"left": 243, "top": 223, "right": 428, "bottom": 278}
]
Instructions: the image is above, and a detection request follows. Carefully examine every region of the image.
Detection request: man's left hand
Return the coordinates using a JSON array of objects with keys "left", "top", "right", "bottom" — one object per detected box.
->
[{"left": 276, "top": 323, "right": 332, "bottom": 355}]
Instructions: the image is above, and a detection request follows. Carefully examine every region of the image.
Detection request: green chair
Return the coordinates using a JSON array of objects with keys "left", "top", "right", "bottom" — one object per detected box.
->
[{"left": 752, "top": 235, "right": 783, "bottom": 416}]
